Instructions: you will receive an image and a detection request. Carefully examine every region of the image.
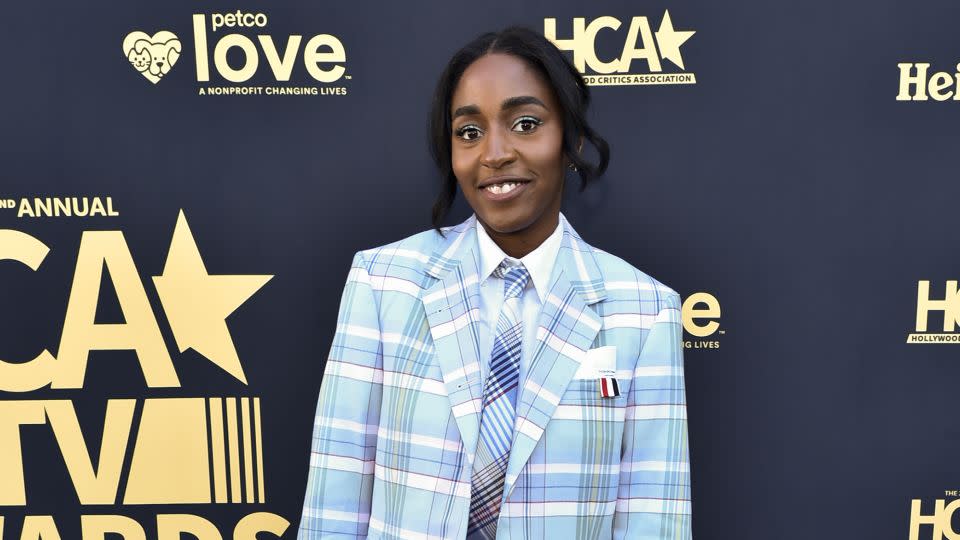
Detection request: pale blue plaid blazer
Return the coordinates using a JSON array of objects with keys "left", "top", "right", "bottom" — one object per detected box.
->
[{"left": 298, "top": 214, "right": 692, "bottom": 539}]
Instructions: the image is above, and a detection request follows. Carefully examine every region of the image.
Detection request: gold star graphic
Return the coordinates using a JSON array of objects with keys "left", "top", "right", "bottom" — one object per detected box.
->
[
  {"left": 153, "top": 210, "right": 272, "bottom": 384},
  {"left": 656, "top": 10, "right": 695, "bottom": 70}
]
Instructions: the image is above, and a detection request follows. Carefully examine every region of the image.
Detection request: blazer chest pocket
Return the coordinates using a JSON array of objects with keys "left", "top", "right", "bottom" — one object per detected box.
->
[{"left": 550, "top": 379, "right": 628, "bottom": 459}]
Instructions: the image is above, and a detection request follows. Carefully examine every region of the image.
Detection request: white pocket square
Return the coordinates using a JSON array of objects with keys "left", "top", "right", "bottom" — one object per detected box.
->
[{"left": 574, "top": 345, "right": 617, "bottom": 379}]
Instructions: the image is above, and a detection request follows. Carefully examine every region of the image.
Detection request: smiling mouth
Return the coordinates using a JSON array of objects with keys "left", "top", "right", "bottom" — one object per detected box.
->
[
  {"left": 478, "top": 177, "right": 531, "bottom": 195},
  {"left": 485, "top": 181, "right": 526, "bottom": 195}
]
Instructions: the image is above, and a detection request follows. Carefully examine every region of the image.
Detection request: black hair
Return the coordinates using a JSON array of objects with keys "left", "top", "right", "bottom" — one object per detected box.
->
[{"left": 428, "top": 26, "right": 610, "bottom": 233}]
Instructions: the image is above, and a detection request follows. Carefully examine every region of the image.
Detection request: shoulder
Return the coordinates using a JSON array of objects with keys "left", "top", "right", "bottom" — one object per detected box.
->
[
  {"left": 344, "top": 225, "right": 457, "bottom": 295},
  {"left": 352, "top": 225, "right": 449, "bottom": 270},
  {"left": 590, "top": 245, "right": 681, "bottom": 314}
]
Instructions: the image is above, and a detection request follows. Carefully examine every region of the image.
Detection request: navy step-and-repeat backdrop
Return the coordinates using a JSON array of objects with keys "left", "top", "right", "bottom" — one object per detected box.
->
[{"left": 1, "top": 0, "right": 958, "bottom": 538}]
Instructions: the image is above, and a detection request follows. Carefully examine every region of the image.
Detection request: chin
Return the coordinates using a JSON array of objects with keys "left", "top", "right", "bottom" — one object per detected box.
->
[{"left": 480, "top": 210, "right": 536, "bottom": 235}]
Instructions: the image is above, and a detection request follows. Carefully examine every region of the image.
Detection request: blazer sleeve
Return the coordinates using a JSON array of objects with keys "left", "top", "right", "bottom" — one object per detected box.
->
[
  {"left": 613, "top": 292, "right": 693, "bottom": 539},
  {"left": 298, "top": 251, "right": 383, "bottom": 539}
]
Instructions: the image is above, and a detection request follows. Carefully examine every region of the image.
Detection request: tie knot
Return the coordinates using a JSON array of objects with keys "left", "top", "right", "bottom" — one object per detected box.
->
[{"left": 493, "top": 260, "right": 530, "bottom": 299}]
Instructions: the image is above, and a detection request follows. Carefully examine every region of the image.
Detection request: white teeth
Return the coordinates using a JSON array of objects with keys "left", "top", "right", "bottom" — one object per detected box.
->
[{"left": 486, "top": 182, "right": 520, "bottom": 195}]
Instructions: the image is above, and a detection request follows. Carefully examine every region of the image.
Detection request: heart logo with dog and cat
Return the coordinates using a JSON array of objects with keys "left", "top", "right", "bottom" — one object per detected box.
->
[{"left": 123, "top": 31, "right": 181, "bottom": 84}]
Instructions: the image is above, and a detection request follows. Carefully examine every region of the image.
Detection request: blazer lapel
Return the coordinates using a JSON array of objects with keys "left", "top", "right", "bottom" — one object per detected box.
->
[
  {"left": 421, "top": 215, "right": 486, "bottom": 467},
  {"left": 502, "top": 214, "right": 607, "bottom": 502}
]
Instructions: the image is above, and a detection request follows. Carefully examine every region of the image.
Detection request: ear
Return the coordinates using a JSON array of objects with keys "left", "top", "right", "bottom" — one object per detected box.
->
[
  {"left": 134, "top": 39, "right": 150, "bottom": 53},
  {"left": 565, "top": 136, "right": 585, "bottom": 168},
  {"left": 127, "top": 49, "right": 136, "bottom": 61},
  {"left": 166, "top": 42, "right": 181, "bottom": 65}
]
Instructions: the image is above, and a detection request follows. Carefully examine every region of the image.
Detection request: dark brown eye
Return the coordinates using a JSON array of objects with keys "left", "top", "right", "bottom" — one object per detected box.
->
[
  {"left": 512, "top": 116, "right": 543, "bottom": 133},
  {"left": 455, "top": 125, "right": 483, "bottom": 141}
]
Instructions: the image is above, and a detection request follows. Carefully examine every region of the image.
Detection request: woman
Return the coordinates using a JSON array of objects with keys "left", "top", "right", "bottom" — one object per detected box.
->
[{"left": 298, "top": 27, "right": 691, "bottom": 540}]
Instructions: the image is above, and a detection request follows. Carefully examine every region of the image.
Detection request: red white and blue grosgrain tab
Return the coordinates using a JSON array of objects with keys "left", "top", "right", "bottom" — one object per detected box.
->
[{"left": 600, "top": 376, "right": 621, "bottom": 398}]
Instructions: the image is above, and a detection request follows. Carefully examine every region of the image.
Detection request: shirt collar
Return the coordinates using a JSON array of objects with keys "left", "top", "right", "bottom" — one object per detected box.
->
[{"left": 476, "top": 213, "right": 564, "bottom": 303}]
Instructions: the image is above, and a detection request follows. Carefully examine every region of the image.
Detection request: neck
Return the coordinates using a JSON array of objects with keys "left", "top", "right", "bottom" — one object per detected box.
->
[{"left": 481, "top": 212, "right": 560, "bottom": 259}]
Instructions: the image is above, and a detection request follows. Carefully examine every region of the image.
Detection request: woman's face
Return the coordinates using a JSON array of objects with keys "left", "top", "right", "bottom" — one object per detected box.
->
[{"left": 450, "top": 53, "right": 565, "bottom": 240}]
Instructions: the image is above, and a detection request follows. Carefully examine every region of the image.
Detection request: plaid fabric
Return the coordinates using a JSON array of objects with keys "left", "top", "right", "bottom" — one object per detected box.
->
[
  {"left": 298, "top": 213, "right": 692, "bottom": 540},
  {"left": 468, "top": 262, "right": 531, "bottom": 539}
]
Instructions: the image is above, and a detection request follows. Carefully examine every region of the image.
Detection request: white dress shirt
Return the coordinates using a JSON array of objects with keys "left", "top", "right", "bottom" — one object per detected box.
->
[{"left": 475, "top": 214, "right": 564, "bottom": 390}]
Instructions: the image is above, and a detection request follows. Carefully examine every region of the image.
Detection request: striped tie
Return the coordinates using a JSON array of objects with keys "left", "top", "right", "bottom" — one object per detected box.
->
[{"left": 467, "top": 260, "right": 530, "bottom": 539}]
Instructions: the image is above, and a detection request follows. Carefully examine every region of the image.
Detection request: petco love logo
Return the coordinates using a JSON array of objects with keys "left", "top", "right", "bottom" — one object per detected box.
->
[
  {"left": 123, "top": 31, "right": 181, "bottom": 84},
  {"left": 122, "top": 11, "right": 349, "bottom": 97}
]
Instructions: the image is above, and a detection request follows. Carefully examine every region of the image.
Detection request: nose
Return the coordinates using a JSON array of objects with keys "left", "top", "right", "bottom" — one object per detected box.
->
[
  {"left": 479, "top": 126, "right": 517, "bottom": 170},
  {"left": 157, "top": 61, "right": 164, "bottom": 67}
]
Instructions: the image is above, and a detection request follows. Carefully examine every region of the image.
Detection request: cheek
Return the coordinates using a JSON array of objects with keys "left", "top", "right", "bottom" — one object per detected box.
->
[
  {"left": 529, "top": 139, "right": 565, "bottom": 178},
  {"left": 451, "top": 148, "right": 475, "bottom": 187}
]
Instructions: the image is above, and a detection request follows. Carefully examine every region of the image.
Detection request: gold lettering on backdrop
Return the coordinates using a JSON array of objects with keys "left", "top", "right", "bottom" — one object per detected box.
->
[
  {"left": 0, "top": 515, "right": 290, "bottom": 540},
  {"left": 152, "top": 211, "right": 272, "bottom": 385},
  {"left": 124, "top": 399, "right": 211, "bottom": 504},
  {"left": 916, "top": 281, "right": 960, "bottom": 332},
  {"left": 17, "top": 198, "right": 35, "bottom": 217},
  {"left": 214, "top": 35, "right": 260, "bottom": 82},
  {"left": 35, "top": 198, "right": 51, "bottom": 217},
  {"left": 89, "top": 198, "right": 107, "bottom": 217},
  {"left": 46, "top": 400, "right": 136, "bottom": 504},
  {"left": 681, "top": 292, "right": 723, "bottom": 351},
  {"left": 618, "top": 16, "right": 662, "bottom": 72},
  {"left": 0, "top": 210, "right": 284, "bottom": 538},
  {"left": 544, "top": 12, "right": 696, "bottom": 86},
  {"left": 907, "top": 498, "right": 960, "bottom": 540},
  {"left": 209, "top": 398, "right": 229, "bottom": 503},
  {"left": 682, "top": 292, "right": 721, "bottom": 337},
  {"left": 908, "top": 281, "right": 960, "bottom": 344},
  {"left": 0, "top": 398, "right": 264, "bottom": 507},
  {"left": 303, "top": 34, "right": 346, "bottom": 82},
  {"left": 897, "top": 63, "right": 960, "bottom": 101},
  {"left": 258, "top": 35, "right": 302, "bottom": 81},
  {"left": 226, "top": 397, "right": 243, "bottom": 503},
  {"left": 54, "top": 198, "right": 71, "bottom": 216},
  {"left": 55, "top": 230, "right": 179, "bottom": 389},
  {"left": 192, "top": 12, "right": 347, "bottom": 84},
  {"left": 0, "top": 231, "right": 57, "bottom": 391},
  {"left": 156, "top": 514, "right": 222, "bottom": 540},
  {"left": 0, "top": 401, "right": 46, "bottom": 506},
  {"left": 81, "top": 515, "right": 146, "bottom": 540},
  {"left": 0, "top": 211, "right": 272, "bottom": 392},
  {"left": 234, "top": 512, "right": 290, "bottom": 539},
  {"left": 16, "top": 197, "right": 120, "bottom": 218},
  {"left": 20, "top": 515, "right": 63, "bottom": 540}
]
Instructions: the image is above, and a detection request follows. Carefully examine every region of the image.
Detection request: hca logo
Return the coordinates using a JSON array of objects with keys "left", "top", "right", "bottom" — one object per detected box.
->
[
  {"left": 907, "top": 281, "right": 960, "bottom": 343},
  {"left": 0, "top": 211, "right": 286, "bottom": 538},
  {"left": 897, "top": 63, "right": 960, "bottom": 101},
  {"left": 909, "top": 498, "right": 960, "bottom": 540},
  {"left": 544, "top": 11, "right": 696, "bottom": 86},
  {"left": 0, "top": 210, "right": 272, "bottom": 389},
  {"left": 122, "top": 11, "right": 348, "bottom": 90}
]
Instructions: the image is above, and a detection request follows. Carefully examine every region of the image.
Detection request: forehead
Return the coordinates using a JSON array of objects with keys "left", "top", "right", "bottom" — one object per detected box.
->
[{"left": 451, "top": 53, "right": 557, "bottom": 112}]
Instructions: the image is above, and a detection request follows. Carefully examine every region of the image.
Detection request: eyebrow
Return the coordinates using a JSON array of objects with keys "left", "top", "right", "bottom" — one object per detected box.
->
[{"left": 451, "top": 95, "right": 547, "bottom": 120}]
